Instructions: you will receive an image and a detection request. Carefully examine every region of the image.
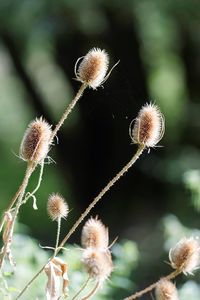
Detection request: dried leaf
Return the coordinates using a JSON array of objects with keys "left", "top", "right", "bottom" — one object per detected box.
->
[
  {"left": 44, "top": 257, "right": 69, "bottom": 300},
  {"left": 0, "top": 212, "right": 15, "bottom": 267}
]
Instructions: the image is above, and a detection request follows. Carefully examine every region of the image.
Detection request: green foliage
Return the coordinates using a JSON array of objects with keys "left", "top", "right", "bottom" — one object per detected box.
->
[{"left": 183, "top": 170, "right": 200, "bottom": 211}]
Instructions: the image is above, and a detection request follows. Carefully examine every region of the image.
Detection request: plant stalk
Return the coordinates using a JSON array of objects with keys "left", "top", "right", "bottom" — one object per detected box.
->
[
  {"left": 16, "top": 145, "right": 145, "bottom": 299},
  {"left": 124, "top": 269, "right": 181, "bottom": 300},
  {"left": 50, "top": 83, "right": 87, "bottom": 143},
  {"left": 0, "top": 161, "right": 36, "bottom": 269}
]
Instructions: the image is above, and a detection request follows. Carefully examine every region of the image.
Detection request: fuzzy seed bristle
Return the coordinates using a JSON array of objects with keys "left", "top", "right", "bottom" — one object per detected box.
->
[
  {"left": 47, "top": 193, "right": 69, "bottom": 221},
  {"left": 81, "top": 217, "right": 108, "bottom": 249},
  {"left": 131, "top": 103, "right": 164, "bottom": 148},
  {"left": 169, "top": 237, "right": 200, "bottom": 274},
  {"left": 76, "top": 48, "right": 109, "bottom": 89},
  {"left": 155, "top": 279, "right": 179, "bottom": 300},
  {"left": 82, "top": 248, "right": 113, "bottom": 283},
  {"left": 20, "top": 117, "right": 52, "bottom": 164}
]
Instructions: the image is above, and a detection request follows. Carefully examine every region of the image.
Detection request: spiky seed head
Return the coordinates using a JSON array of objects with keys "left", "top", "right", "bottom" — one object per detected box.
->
[
  {"left": 20, "top": 117, "right": 52, "bottom": 164},
  {"left": 155, "top": 279, "right": 179, "bottom": 300},
  {"left": 82, "top": 248, "right": 113, "bottom": 283},
  {"left": 47, "top": 193, "right": 69, "bottom": 221},
  {"left": 76, "top": 48, "right": 109, "bottom": 89},
  {"left": 131, "top": 103, "right": 165, "bottom": 148},
  {"left": 81, "top": 217, "right": 108, "bottom": 249},
  {"left": 169, "top": 237, "right": 200, "bottom": 275}
]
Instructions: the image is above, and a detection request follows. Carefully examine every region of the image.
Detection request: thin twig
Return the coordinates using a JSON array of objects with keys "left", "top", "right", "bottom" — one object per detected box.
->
[
  {"left": 72, "top": 276, "right": 90, "bottom": 300},
  {"left": 16, "top": 145, "right": 145, "bottom": 299},
  {"left": 124, "top": 269, "right": 181, "bottom": 300},
  {"left": 23, "top": 160, "right": 45, "bottom": 208},
  {"left": 54, "top": 217, "right": 61, "bottom": 257},
  {"left": 81, "top": 280, "right": 100, "bottom": 300}
]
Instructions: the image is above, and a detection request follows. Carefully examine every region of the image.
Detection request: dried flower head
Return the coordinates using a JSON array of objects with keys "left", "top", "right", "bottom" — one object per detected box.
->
[
  {"left": 81, "top": 217, "right": 108, "bottom": 249},
  {"left": 169, "top": 237, "right": 200, "bottom": 275},
  {"left": 75, "top": 48, "right": 109, "bottom": 89},
  {"left": 130, "top": 103, "right": 165, "bottom": 148},
  {"left": 155, "top": 279, "right": 179, "bottom": 300},
  {"left": 47, "top": 193, "right": 69, "bottom": 221},
  {"left": 82, "top": 248, "right": 113, "bottom": 283},
  {"left": 20, "top": 117, "right": 52, "bottom": 164}
]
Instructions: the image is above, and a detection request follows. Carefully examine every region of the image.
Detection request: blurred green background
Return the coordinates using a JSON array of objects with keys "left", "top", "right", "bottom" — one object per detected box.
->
[{"left": 0, "top": 0, "right": 200, "bottom": 298}]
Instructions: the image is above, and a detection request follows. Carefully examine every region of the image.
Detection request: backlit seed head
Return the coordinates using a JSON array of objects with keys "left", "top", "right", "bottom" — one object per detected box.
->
[
  {"left": 76, "top": 48, "right": 109, "bottom": 89},
  {"left": 20, "top": 117, "right": 52, "bottom": 164},
  {"left": 47, "top": 193, "right": 69, "bottom": 221},
  {"left": 81, "top": 217, "right": 108, "bottom": 249},
  {"left": 169, "top": 237, "right": 200, "bottom": 275},
  {"left": 155, "top": 279, "right": 179, "bottom": 300},
  {"left": 130, "top": 103, "right": 165, "bottom": 148},
  {"left": 82, "top": 248, "right": 113, "bottom": 283}
]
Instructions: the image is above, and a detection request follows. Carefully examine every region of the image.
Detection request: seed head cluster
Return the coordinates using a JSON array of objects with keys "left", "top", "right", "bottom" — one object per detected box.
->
[
  {"left": 82, "top": 247, "right": 113, "bottom": 283},
  {"left": 169, "top": 237, "right": 200, "bottom": 275},
  {"left": 81, "top": 217, "right": 108, "bottom": 249},
  {"left": 20, "top": 117, "right": 52, "bottom": 164},
  {"left": 131, "top": 103, "right": 164, "bottom": 148},
  {"left": 155, "top": 279, "right": 179, "bottom": 300},
  {"left": 47, "top": 193, "right": 69, "bottom": 221},
  {"left": 81, "top": 217, "right": 113, "bottom": 284},
  {"left": 76, "top": 48, "right": 109, "bottom": 89}
]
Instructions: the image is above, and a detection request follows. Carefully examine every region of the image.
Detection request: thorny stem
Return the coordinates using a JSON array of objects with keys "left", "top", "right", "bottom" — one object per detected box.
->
[
  {"left": 124, "top": 269, "right": 181, "bottom": 300},
  {"left": 56, "top": 144, "right": 145, "bottom": 253},
  {"left": 81, "top": 280, "right": 100, "bottom": 300},
  {"left": 50, "top": 83, "right": 87, "bottom": 143},
  {"left": 0, "top": 162, "right": 36, "bottom": 269},
  {"left": 1, "top": 83, "right": 87, "bottom": 270},
  {"left": 54, "top": 217, "right": 61, "bottom": 257},
  {"left": 16, "top": 145, "right": 145, "bottom": 299},
  {"left": 0, "top": 83, "right": 87, "bottom": 235},
  {"left": 72, "top": 276, "right": 91, "bottom": 300},
  {"left": 0, "top": 173, "right": 29, "bottom": 234}
]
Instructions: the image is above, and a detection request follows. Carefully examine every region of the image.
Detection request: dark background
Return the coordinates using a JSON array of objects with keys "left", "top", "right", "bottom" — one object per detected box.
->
[{"left": 0, "top": 0, "right": 200, "bottom": 297}]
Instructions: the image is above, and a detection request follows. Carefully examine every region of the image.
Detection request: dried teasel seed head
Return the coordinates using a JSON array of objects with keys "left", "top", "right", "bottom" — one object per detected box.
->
[
  {"left": 76, "top": 47, "right": 109, "bottom": 89},
  {"left": 82, "top": 248, "right": 113, "bottom": 283},
  {"left": 81, "top": 217, "right": 108, "bottom": 249},
  {"left": 20, "top": 117, "right": 52, "bottom": 164},
  {"left": 155, "top": 279, "right": 179, "bottom": 300},
  {"left": 169, "top": 237, "right": 200, "bottom": 275},
  {"left": 47, "top": 193, "right": 69, "bottom": 221},
  {"left": 131, "top": 103, "right": 165, "bottom": 148}
]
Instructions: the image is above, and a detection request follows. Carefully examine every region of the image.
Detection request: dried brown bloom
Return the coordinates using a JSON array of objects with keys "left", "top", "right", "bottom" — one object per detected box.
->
[
  {"left": 47, "top": 193, "right": 69, "bottom": 221},
  {"left": 169, "top": 237, "right": 200, "bottom": 275},
  {"left": 20, "top": 117, "right": 52, "bottom": 164},
  {"left": 155, "top": 279, "right": 179, "bottom": 300},
  {"left": 131, "top": 103, "right": 165, "bottom": 148},
  {"left": 76, "top": 48, "right": 109, "bottom": 89},
  {"left": 82, "top": 248, "right": 113, "bottom": 283},
  {"left": 81, "top": 217, "right": 108, "bottom": 249}
]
